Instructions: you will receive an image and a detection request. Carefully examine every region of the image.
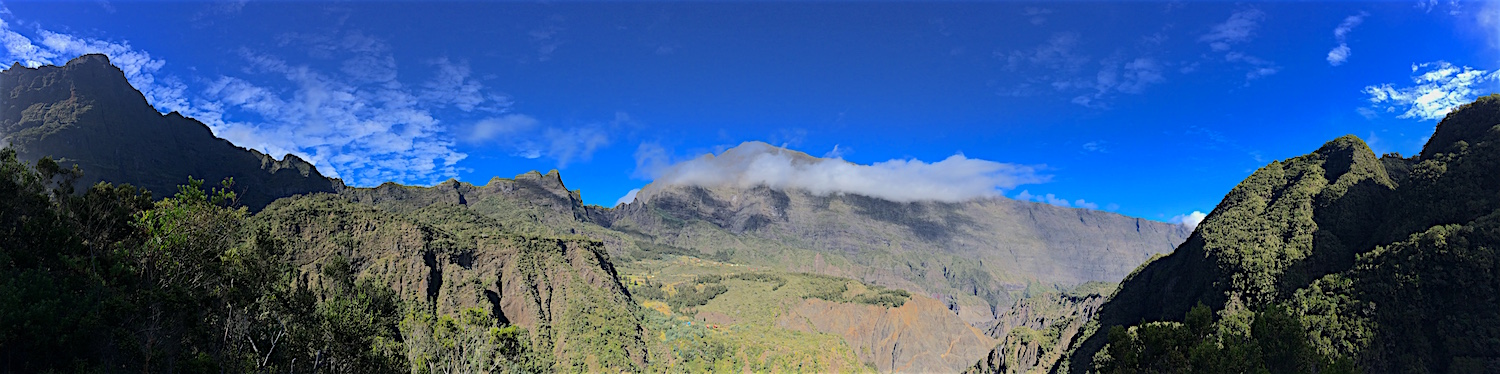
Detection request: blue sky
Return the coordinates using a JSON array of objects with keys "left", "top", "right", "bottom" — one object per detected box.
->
[{"left": 1, "top": 1, "right": 1496, "bottom": 224}]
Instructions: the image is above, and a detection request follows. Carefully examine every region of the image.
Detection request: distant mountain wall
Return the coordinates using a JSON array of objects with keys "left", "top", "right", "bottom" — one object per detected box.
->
[
  {"left": 606, "top": 143, "right": 1190, "bottom": 324},
  {"left": 0, "top": 54, "right": 341, "bottom": 210}
]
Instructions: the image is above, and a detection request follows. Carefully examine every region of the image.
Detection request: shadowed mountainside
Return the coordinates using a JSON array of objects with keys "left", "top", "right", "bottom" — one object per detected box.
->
[{"left": 0, "top": 54, "right": 341, "bottom": 210}]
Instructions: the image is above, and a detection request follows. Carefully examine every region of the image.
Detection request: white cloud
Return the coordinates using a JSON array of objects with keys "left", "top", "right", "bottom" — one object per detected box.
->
[
  {"left": 1333, "top": 13, "right": 1366, "bottom": 40},
  {"left": 645, "top": 142, "right": 1049, "bottom": 203},
  {"left": 423, "top": 57, "right": 507, "bottom": 112},
  {"left": 0, "top": 19, "right": 56, "bottom": 68},
  {"left": 468, "top": 114, "right": 538, "bottom": 144},
  {"left": 1170, "top": 211, "right": 1208, "bottom": 229},
  {"left": 1001, "top": 33, "right": 1167, "bottom": 107},
  {"left": 1327, "top": 45, "right": 1351, "bottom": 66},
  {"left": 615, "top": 188, "right": 639, "bottom": 207},
  {"left": 1480, "top": 1, "right": 1500, "bottom": 52},
  {"left": 1364, "top": 61, "right": 1500, "bottom": 121},
  {"left": 1224, "top": 51, "right": 1279, "bottom": 80},
  {"left": 465, "top": 113, "right": 623, "bottom": 169},
  {"left": 185, "top": 42, "right": 470, "bottom": 185},
  {"left": 1327, "top": 12, "right": 1367, "bottom": 66},
  {"left": 823, "top": 144, "right": 850, "bottom": 159},
  {"left": 1039, "top": 194, "right": 1069, "bottom": 206},
  {"left": 1073, "top": 199, "right": 1099, "bottom": 209},
  {"left": 540, "top": 125, "right": 610, "bottom": 168},
  {"left": 1200, "top": 9, "right": 1265, "bottom": 52},
  {"left": 1199, "top": 9, "right": 1280, "bottom": 82},
  {"left": 633, "top": 142, "right": 673, "bottom": 179},
  {"left": 1012, "top": 190, "right": 1103, "bottom": 210}
]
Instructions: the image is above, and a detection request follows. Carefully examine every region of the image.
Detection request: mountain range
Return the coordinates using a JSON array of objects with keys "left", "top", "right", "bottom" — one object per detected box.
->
[{"left": 8, "top": 53, "right": 1493, "bottom": 374}]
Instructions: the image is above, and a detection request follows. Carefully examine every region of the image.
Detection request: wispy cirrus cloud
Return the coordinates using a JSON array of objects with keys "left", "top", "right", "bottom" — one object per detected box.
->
[
  {"left": 1364, "top": 61, "right": 1500, "bottom": 121},
  {"left": 464, "top": 112, "right": 626, "bottom": 169},
  {"left": 186, "top": 28, "right": 490, "bottom": 185},
  {"left": 1200, "top": 9, "right": 1279, "bottom": 81},
  {"left": 1327, "top": 12, "right": 1367, "bottom": 66},
  {"left": 999, "top": 33, "right": 1168, "bottom": 108},
  {"left": 1015, "top": 190, "right": 1102, "bottom": 210},
  {"left": 1199, "top": 9, "right": 1264, "bottom": 52}
]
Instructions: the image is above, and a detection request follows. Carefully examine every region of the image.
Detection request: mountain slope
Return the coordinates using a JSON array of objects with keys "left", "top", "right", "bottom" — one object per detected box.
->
[
  {"left": 1056, "top": 95, "right": 1500, "bottom": 373},
  {"left": 0, "top": 55, "right": 1197, "bottom": 373},
  {"left": 0, "top": 54, "right": 340, "bottom": 210},
  {"left": 605, "top": 142, "right": 1190, "bottom": 325},
  {"left": 249, "top": 194, "right": 648, "bottom": 371}
]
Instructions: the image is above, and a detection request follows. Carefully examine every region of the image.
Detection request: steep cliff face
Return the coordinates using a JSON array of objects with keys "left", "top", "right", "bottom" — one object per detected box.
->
[
  {"left": 0, "top": 54, "right": 340, "bottom": 210},
  {"left": 249, "top": 194, "right": 647, "bottom": 370},
  {"left": 1059, "top": 96, "right": 1500, "bottom": 373},
  {"left": 606, "top": 144, "right": 1189, "bottom": 325},
  {"left": 967, "top": 284, "right": 1109, "bottom": 374}
]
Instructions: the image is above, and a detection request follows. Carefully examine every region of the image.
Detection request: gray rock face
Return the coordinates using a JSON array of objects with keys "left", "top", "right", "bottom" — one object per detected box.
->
[
  {"left": 0, "top": 54, "right": 341, "bottom": 210},
  {"left": 603, "top": 143, "right": 1190, "bottom": 325}
]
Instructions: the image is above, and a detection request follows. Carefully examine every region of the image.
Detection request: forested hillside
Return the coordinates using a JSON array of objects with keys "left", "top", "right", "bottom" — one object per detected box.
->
[
  {"left": 1053, "top": 95, "right": 1500, "bottom": 373},
  {"left": 0, "top": 149, "right": 410, "bottom": 372}
]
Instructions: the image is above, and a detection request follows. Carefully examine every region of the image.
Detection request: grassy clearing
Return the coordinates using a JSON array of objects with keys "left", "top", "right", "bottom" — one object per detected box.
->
[{"left": 621, "top": 255, "right": 908, "bottom": 372}]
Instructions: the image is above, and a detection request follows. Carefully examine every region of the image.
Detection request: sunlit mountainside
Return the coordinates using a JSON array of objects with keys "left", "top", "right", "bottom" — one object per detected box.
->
[{"left": 2, "top": 1, "right": 1499, "bottom": 373}]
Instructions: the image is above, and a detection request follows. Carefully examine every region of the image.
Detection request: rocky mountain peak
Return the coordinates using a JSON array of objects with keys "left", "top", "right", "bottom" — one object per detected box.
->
[{"left": 1, "top": 54, "right": 341, "bottom": 210}]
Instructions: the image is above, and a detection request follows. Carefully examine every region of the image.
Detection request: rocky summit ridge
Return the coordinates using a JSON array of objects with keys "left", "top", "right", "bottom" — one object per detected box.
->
[
  {"left": 0, "top": 54, "right": 341, "bottom": 210},
  {"left": 608, "top": 142, "right": 1190, "bottom": 325}
]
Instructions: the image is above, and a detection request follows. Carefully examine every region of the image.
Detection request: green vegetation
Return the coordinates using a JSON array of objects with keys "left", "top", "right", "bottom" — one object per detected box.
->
[
  {"left": 1095, "top": 304, "right": 1354, "bottom": 374},
  {"left": 249, "top": 193, "right": 648, "bottom": 373},
  {"left": 1063, "top": 96, "right": 1500, "bottom": 373},
  {"left": 799, "top": 272, "right": 912, "bottom": 308},
  {"left": 622, "top": 258, "right": 877, "bottom": 372},
  {"left": 0, "top": 149, "right": 405, "bottom": 372},
  {"left": 0, "top": 148, "right": 652, "bottom": 373}
]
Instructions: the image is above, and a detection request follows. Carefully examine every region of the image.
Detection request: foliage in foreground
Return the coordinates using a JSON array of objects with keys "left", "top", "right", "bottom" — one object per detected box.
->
[{"left": 0, "top": 149, "right": 407, "bottom": 372}]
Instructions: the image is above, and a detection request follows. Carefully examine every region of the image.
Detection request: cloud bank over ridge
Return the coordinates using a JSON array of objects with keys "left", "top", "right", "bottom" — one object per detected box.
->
[{"left": 640, "top": 142, "right": 1049, "bottom": 203}]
